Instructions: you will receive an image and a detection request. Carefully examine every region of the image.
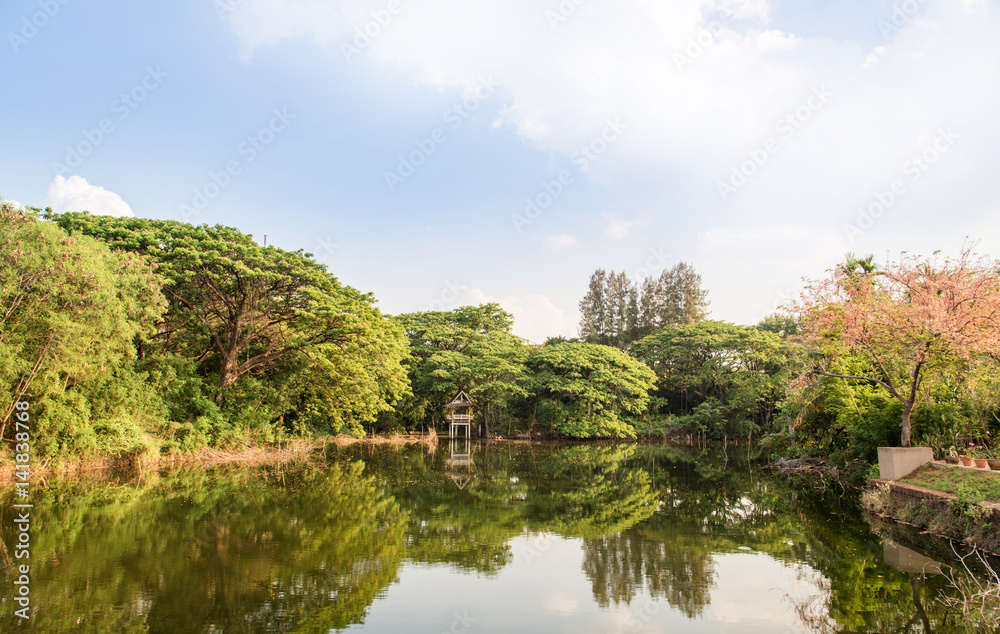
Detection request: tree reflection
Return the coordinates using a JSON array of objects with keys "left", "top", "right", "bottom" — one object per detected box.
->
[
  {"left": 0, "top": 442, "right": 980, "bottom": 632},
  {"left": 583, "top": 531, "right": 714, "bottom": 618},
  {"left": 0, "top": 460, "right": 406, "bottom": 632}
]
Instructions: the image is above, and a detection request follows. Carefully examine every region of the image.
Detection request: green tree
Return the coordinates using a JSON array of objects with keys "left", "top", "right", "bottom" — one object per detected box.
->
[
  {"left": 0, "top": 204, "right": 166, "bottom": 453},
  {"left": 580, "top": 263, "right": 709, "bottom": 349},
  {"left": 527, "top": 341, "right": 656, "bottom": 438},
  {"left": 51, "top": 212, "right": 408, "bottom": 438},
  {"left": 636, "top": 262, "right": 710, "bottom": 338},
  {"left": 631, "top": 320, "right": 790, "bottom": 439},
  {"left": 392, "top": 304, "right": 526, "bottom": 437}
]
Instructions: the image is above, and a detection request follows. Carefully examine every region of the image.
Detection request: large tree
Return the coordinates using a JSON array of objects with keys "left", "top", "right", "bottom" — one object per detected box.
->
[
  {"left": 0, "top": 204, "right": 166, "bottom": 450},
  {"left": 631, "top": 320, "right": 790, "bottom": 438},
  {"left": 393, "top": 304, "right": 526, "bottom": 437},
  {"left": 526, "top": 341, "right": 656, "bottom": 438},
  {"left": 52, "top": 212, "right": 408, "bottom": 420},
  {"left": 579, "top": 263, "right": 709, "bottom": 349},
  {"left": 797, "top": 250, "right": 1000, "bottom": 447}
]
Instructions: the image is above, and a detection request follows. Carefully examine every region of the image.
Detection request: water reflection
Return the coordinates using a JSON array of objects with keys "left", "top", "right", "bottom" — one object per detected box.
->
[{"left": 0, "top": 442, "right": 985, "bottom": 632}]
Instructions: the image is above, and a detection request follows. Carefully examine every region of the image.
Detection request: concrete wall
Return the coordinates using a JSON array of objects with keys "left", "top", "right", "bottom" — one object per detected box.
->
[{"left": 878, "top": 447, "right": 933, "bottom": 480}]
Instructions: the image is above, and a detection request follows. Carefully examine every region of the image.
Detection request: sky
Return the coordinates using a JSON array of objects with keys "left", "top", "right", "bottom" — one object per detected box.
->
[{"left": 2, "top": 0, "right": 998, "bottom": 343}]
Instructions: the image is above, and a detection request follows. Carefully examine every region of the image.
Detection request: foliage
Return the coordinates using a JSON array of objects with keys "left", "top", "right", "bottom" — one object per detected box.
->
[
  {"left": 53, "top": 211, "right": 408, "bottom": 408},
  {"left": 902, "top": 464, "right": 1000, "bottom": 503},
  {"left": 579, "top": 262, "right": 709, "bottom": 349},
  {"left": 389, "top": 304, "right": 526, "bottom": 437},
  {"left": 796, "top": 249, "right": 1000, "bottom": 447},
  {"left": 0, "top": 203, "right": 166, "bottom": 454},
  {"left": 526, "top": 341, "right": 656, "bottom": 438},
  {"left": 631, "top": 320, "right": 791, "bottom": 440}
]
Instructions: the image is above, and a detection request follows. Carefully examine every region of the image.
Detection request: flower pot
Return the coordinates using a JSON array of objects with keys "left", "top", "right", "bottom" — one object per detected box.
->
[
  {"left": 988, "top": 459, "right": 1000, "bottom": 471},
  {"left": 961, "top": 458, "right": 976, "bottom": 467},
  {"left": 944, "top": 456, "right": 960, "bottom": 465},
  {"left": 975, "top": 459, "right": 991, "bottom": 469}
]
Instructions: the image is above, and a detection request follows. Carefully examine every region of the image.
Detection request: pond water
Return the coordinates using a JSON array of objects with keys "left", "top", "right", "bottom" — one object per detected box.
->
[{"left": 0, "top": 442, "right": 973, "bottom": 632}]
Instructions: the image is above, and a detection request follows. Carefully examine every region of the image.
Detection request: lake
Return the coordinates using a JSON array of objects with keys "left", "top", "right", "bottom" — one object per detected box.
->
[{"left": 0, "top": 442, "right": 972, "bottom": 632}]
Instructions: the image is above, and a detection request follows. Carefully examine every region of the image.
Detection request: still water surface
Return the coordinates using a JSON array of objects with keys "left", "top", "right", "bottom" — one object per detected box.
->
[{"left": 0, "top": 442, "right": 967, "bottom": 632}]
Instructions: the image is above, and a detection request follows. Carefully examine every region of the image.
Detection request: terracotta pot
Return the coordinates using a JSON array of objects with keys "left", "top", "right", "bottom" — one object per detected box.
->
[
  {"left": 961, "top": 457, "right": 976, "bottom": 467},
  {"left": 975, "top": 458, "right": 991, "bottom": 469}
]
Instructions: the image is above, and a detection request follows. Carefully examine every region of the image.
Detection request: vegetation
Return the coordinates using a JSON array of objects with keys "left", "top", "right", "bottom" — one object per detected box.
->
[
  {"left": 0, "top": 203, "right": 409, "bottom": 457},
  {"left": 3, "top": 201, "right": 1000, "bottom": 475},
  {"left": 631, "top": 320, "right": 791, "bottom": 440},
  {"left": 525, "top": 342, "right": 656, "bottom": 438},
  {"left": 864, "top": 469, "right": 1000, "bottom": 554},
  {"left": 795, "top": 249, "right": 1000, "bottom": 447},
  {"left": 578, "top": 262, "right": 709, "bottom": 349}
]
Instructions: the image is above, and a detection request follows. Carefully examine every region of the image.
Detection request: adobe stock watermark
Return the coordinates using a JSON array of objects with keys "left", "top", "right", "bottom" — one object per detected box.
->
[
  {"left": 179, "top": 108, "right": 295, "bottom": 221},
  {"left": 759, "top": 287, "right": 798, "bottom": 324},
  {"left": 8, "top": 0, "right": 72, "bottom": 54},
  {"left": 622, "top": 595, "right": 662, "bottom": 632},
  {"left": 517, "top": 531, "right": 553, "bottom": 566},
  {"left": 546, "top": 0, "right": 587, "bottom": 30},
  {"left": 842, "top": 126, "right": 958, "bottom": 244},
  {"left": 672, "top": 11, "right": 737, "bottom": 70},
  {"left": 716, "top": 85, "right": 833, "bottom": 202},
  {"left": 213, "top": 0, "right": 244, "bottom": 19},
  {"left": 313, "top": 236, "right": 340, "bottom": 264},
  {"left": 878, "top": 0, "right": 929, "bottom": 41},
  {"left": 384, "top": 76, "right": 497, "bottom": 192},
  {"left": 631, "top": 247, "right": 672, "bottom": 283},
  {"left": 11, "top": 400, "right": 33, "bottom": 621},
  {"left": 424, "top": 279, "right": 466, "bottom": 312},
  {"left": 341, "top": 0, "right": 404, "bottom": 61},
  {"left": 438, "top": 610, "right": 477, "bottom": 634},
  {"left": 51, "top": 66, "right": 168, "bottom": 176},
  {"left": 511, "top": 117, "right": 626, "bottom": 232}
]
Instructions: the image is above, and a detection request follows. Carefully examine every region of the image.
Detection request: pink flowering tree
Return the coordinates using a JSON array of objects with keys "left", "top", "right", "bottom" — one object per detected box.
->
[{"left": 796, "top": 249, "right": 1000, "bottom": 447}]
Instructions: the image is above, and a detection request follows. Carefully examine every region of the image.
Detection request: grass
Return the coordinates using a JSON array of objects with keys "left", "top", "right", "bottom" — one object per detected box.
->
[{"left": 901, "top": 465, "right": 1000, "bottom": 502}]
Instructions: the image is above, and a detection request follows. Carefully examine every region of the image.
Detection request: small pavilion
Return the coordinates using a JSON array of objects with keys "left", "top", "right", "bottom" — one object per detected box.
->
[{"left": 443, "top": 390, "right": 474, "bottom": 439}]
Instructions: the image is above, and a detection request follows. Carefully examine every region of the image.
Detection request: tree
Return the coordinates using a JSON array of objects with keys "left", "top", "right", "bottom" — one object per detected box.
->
[
  {"left": 631, "top": 321, "right": 790, "bottom": 439},
  {"left": 52, "top": 213, "right": 406, "bottom": 411},
  {"left": 1, "top": 204, "right": 166, "bottom": 451},
  {"left": 637, "top": 262, "right": 710, "bottom": 337},
  {"left": 580, "top": 263, "right": 710, "bottom": 349},
  {"left": 797, "top": 249, "right": 1000, "bottom": 447},
  {"left": 579, "top": 269, "right": 610, "bottom": 346},
  {"left": 393, "top": 304, "right": 526, "bottom": 437},
  {"left": 526, "top": 341, "right": 656, "bottom": 438}
]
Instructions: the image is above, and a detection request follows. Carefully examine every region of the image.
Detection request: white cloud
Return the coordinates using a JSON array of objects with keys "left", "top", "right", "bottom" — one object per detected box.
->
[
  {"left": 863, "top": 45, "right": 885, "bottom": 69},
  {"left": 602, "top": 214, "right": 636, "bottom": 240},
  {"left": 46, "top": 175, "right": 135, "bottom": 218},
  {"left": 544, "top": 233, "right": 577, "bottom": 251},
  {"left": 1, "top": 198, "right": 23, "bottom": 209},
  {"left": 224, "top": 0, "right": 1000, "bottom": 327}
]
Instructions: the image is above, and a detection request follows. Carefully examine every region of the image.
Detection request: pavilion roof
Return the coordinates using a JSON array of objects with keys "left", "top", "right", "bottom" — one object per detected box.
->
[{"left": 444, "top": 390, "right": 475, "bottom": 409}]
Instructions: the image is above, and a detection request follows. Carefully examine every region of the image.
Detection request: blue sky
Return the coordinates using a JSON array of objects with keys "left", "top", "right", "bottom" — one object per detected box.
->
[{"left": 3, "top": 0, "right": 999, "bottom": 342}]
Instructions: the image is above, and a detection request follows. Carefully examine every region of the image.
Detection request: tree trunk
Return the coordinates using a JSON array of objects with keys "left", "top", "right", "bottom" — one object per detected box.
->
[
  {"left": 786, "top": 412, "right": 796, "bottom": 448},
  {"left": 900, "top": 400, "right": 914, "bottom": 447},
  {"left": 481, "top": 403, "right": 491, "bottom": 439},
  {"left": 216, "top": 353, "right": 240, "bottom": 405}
]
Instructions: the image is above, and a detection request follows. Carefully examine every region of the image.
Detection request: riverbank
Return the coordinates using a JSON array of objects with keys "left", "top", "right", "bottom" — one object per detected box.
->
[
  {"left": 864, "top": 464, "right": 1000, "bottom": 555},
  {"left": 0, "top": 432, "right": 440, "bottom": 483}
]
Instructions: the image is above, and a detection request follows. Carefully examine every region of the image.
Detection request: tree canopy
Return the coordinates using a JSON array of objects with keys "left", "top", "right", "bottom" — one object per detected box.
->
[
  {"left": 579, "top": 262, "right": 709, "bottom": 350},
  {"left": 526, "top": 341, "right": 656, "bottom": 438},
  {"left": 796, "top": 249, "right": 1000, "bottom": 447}
]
